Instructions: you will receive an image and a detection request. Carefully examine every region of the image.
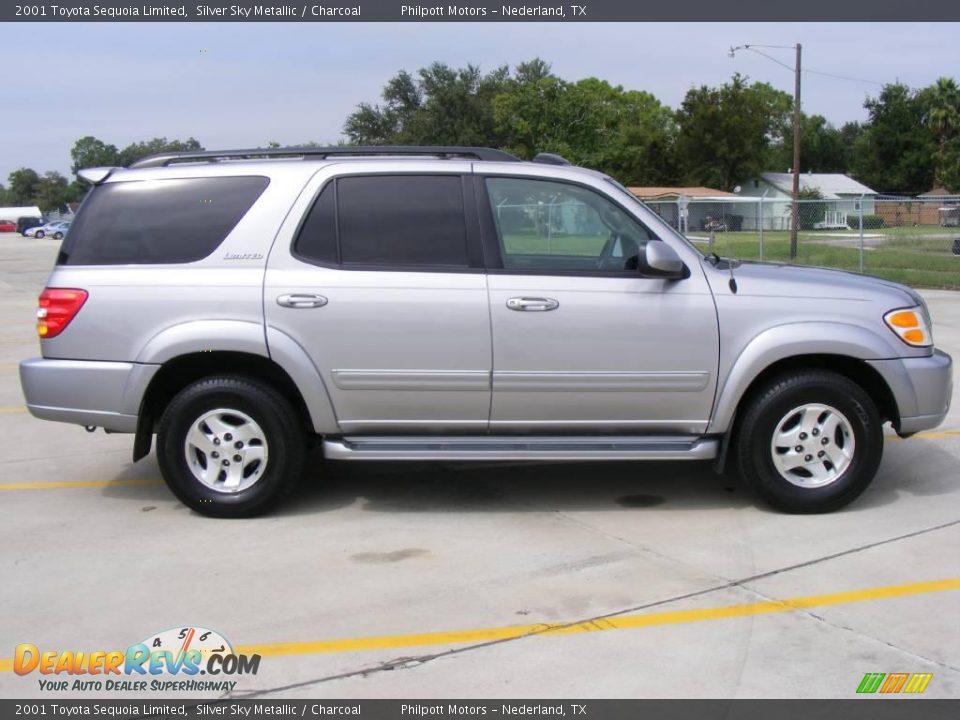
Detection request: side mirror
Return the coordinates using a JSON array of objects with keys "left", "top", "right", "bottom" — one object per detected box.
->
[{"left": 641, "top": 242, "right": 686, "bottom": 279}]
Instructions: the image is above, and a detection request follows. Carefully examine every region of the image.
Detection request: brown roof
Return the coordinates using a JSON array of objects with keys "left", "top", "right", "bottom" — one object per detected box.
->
[
  {"left": 628, "top": 186, "right": 736, "bottom": 199},
  {"left": 919, "top": 187, "right": 958, "bottom": 197}
]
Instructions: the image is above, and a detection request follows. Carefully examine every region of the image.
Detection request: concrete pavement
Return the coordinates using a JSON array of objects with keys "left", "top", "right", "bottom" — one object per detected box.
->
[{"left": 0, "top": 234, "right": 957, "bottom": 699}]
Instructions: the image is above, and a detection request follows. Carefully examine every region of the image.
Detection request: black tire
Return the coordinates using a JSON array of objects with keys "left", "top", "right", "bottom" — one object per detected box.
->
[
  {"left": 736, "top": 370, "right": 883, "bottom": 513},
  {"left": 157, "top": 376, "right": 305, "bottom": 517},
  {"left": 35, "top": 230, "right": 44, "bottom": 239},
  {"left": 53, "top": 232, "right": 63, "bottom": 240}
]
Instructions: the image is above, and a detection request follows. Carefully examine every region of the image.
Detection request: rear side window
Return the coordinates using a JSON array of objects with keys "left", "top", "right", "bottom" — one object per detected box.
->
[
  {"left": 58, "top": 176, "right": 269, "bottom": 265},
  {"left": 293, "top": 181, "right": 338, "bottom": 264},
  {"left": 294, "top": 175, "right": 469, "bottom": 268}
]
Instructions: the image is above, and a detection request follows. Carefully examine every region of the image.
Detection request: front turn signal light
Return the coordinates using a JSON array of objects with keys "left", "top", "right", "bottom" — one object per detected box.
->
[{"left": 883, "top": 308, "right": 932, "bottom": 348}]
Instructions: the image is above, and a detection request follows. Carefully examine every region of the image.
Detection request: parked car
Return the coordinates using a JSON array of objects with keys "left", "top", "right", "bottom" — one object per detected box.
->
[
  {"left": 17, "top": 217, "right": 43, "bottom": 235},
  {"left": 25, "top": 221, "right": 70, "bottom": 239},
  {"left": 19, "top": 146, "right": 953, "bottom": 518},
  {"left": 0, "top": 220, "right": 17, "bottom": 233}
]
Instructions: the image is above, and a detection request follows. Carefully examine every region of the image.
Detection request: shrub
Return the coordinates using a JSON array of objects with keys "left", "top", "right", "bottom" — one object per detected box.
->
[{"left": 848, "top": 214, "right": 885, "bottom": 229}]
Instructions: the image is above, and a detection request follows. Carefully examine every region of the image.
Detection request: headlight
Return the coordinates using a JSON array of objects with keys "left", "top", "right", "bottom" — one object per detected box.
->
[{"left": 883, "top": 307, "right": 933, "bottom": 348}]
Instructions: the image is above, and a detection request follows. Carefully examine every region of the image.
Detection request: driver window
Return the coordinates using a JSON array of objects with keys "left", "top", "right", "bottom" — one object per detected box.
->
[{"left": 485, "top": 177, "right": 652, "bottom": 272}]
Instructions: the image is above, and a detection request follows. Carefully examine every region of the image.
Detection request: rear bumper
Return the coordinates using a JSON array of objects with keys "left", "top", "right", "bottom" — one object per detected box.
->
[
  {"left": 19, "top": 358, "right": 159, "bottom": 433},
  {"left": 867, "top": 349, "right": 953, "bottom": 435}
]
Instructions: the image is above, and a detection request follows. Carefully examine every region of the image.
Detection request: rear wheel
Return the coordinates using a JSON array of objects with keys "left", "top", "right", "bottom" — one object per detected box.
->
[
  {"left": 52, "top": 232, "right": 63, "bottom": 240},
  {"left": 157, "top": 376, "right": 305, "bottom": 517},
  {"left": 736, "top": 370, "right": 883, "bottom": 513}
]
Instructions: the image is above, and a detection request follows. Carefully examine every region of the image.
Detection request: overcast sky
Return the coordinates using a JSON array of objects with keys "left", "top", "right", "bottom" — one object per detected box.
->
[{"left": 2, "top": 22, "right": 957, "bottom": 181}]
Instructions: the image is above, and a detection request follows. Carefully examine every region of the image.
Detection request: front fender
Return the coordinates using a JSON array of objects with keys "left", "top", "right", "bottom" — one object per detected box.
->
[{"left": 708, "top": 321, "right": 902, "bottom": 434}]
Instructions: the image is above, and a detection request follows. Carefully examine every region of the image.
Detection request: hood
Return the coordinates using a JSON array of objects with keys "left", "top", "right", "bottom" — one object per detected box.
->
[{"left": 704, "top": 259, "right": 917, "bottom": 307}]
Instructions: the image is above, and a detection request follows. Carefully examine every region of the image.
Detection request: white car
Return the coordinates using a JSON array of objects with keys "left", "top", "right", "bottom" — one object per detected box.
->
[{"left": 25, "top": 221, "right": 71, "bottom": 239}]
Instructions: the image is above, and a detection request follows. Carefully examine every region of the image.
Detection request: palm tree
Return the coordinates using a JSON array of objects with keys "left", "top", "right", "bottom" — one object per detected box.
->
[{"left": 924, "top": 77, "right": 960, "bottom": 188}]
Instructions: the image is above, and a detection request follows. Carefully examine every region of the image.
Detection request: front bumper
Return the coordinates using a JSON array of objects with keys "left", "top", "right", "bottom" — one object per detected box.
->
[
  {"left": 867, "top": 349, "right": 953, "bottom": 435},
  {"left": 19, "top": 358, "right": 159, "bottom": 433}
]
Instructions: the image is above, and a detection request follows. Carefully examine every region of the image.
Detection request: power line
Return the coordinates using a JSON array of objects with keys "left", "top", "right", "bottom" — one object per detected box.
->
[
  {"left": 802, "top": 67, "right": 885, "bottom": 87},
  {"left": 735, "top": 45, "right": 887, "bottom": 88}
]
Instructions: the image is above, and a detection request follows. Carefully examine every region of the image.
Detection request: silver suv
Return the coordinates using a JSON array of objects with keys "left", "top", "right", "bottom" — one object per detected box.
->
[{"left": 19, "top": 146, "right": 953, "bottom": 517}]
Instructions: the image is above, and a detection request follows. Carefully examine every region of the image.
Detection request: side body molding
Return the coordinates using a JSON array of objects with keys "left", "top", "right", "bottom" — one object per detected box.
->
[
  {"left": 265, "top": 327, "right": 340, "bottom": 434},
  {"left": 708, "top": 322, "right": 903, "bottom": 434}
]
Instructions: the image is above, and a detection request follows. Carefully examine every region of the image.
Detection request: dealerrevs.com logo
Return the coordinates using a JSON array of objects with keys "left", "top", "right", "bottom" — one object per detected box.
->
[
  {"left": 15, "top": 626, "right": 261, "bottom": 693},
  {"left": 856, "top": 672, "right": 933, "bottom": 694}
]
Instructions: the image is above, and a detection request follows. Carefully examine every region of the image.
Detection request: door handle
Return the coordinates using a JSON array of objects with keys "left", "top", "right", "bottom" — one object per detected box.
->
[
  {"left": 506, "top": 297, "right": 559, "bottom": 312},
  {"left": 277, "top": 293, "right": 328, "bottom": 309}
]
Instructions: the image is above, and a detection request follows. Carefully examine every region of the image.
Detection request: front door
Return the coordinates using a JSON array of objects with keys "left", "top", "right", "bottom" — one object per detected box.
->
[{"left": 479, "top": 174, "right": 719, "bottom": 435}]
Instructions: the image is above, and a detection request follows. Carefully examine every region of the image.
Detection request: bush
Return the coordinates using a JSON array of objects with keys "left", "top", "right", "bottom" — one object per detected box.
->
[{"left": 848, "top": 214, "right": 885, "bottom": 229}]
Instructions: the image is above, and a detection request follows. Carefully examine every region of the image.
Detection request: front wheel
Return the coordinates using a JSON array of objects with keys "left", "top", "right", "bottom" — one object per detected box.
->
[
  {"left": 34, "top": 230, "right": 44, "bottom": 239},
  {"left": 736, "top": 370, "right": 883, "bottom": 513},
  {"left": 157, "top": 376, "right": 305, "bottom": 517}
]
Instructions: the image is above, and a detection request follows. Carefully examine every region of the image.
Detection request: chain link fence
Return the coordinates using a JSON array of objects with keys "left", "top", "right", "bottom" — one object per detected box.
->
[{"left": 642, "top": 196, "right": 960, "bottom": 290}]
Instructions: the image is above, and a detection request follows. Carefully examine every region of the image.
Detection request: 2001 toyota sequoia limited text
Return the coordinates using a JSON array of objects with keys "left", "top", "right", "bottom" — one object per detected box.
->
[{"left": 19, "top": 146, "right": 954, "bottom": 517}]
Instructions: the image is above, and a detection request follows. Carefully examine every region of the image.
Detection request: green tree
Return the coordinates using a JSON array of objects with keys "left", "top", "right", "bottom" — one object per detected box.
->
[
  {"left": 674, "top": 74, "right": 791, "bottom": 191},
  {"left": 494, "top": 72, "right": 677, "bottom": 184},
  {"left": 6, "top": 168, "right": 42, "bottom": 205},
  {"left": 767, "top": 114, "right": 853, "bottom": 174},
  {"left": 344, "top": 62, "right": 511, "bottom": 146},
  {"left": 70, "top": 136, "right": 120, "bottom": 174},
  {"left": 919, "top": 77, "right": 960, "bottom": 189},
  {"left": 851, "top": 83, "right": 936, "bottom": 194},
  {"left": 34, "top": 171, "right": 72, "bottom": 212}
]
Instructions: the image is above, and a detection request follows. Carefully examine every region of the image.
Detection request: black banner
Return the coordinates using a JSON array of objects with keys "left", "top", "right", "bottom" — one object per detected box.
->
[
  {"left": 2, "top": 700, "right": 959, "bottom": 720},
  {"left": 4, "top": 0, "right": 960, "bottom": 22}
]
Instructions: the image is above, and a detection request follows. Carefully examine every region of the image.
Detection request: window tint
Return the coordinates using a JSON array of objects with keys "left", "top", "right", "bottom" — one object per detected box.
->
[
  {"left": 58, "top": 176, "right": 268, "bottom": 265},
  {"left": 485, "top": 177, "right": 652, "bottom": 272},
  {"left": 337, "top": 176, "right": 468, "bottom": 267},
  {"left": 294, "top": 180, "right": 337, "bottom": 264}
]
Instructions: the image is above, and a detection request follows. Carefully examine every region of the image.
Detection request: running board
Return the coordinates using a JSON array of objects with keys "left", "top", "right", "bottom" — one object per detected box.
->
[{"left": 322, "top": 436, "right": 718, "bottom": 461}]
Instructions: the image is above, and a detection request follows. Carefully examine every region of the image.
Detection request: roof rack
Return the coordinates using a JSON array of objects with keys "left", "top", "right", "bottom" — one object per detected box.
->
[
  {"left": 129, "top": 145, "right": 521, "bottom": 169},
  {"left": 532, "top": 152, "right": 572, "bottom": 166}
]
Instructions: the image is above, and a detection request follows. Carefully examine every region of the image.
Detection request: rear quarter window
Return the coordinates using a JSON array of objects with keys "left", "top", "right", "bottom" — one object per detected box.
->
[{"left": 58, "top": 176, "right": 269, "bottom": 265}]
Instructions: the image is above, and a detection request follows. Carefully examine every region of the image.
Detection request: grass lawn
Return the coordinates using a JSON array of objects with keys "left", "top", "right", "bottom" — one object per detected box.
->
[
  {"left": 502, "top": 229, "right": 960, "bottom": 290},
  {"left": 503, "top": 233, "right": 607, "bottom": 256},
  {"left": 699, "top": 231, "right": 960, "bottom": 290}
]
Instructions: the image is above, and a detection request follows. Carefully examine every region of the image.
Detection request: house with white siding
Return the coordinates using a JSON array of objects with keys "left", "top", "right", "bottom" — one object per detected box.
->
[{"left": 739, "top": 173, "right": 878, "bottom": 230}]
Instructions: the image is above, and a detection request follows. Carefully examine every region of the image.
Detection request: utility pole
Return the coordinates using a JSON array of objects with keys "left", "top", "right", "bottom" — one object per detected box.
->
[
  {"left": 728, "top": 42, "right": 803, "bottom": 259},
  {"left": 790, "top": 43, "right": 802, "bottom": 260}
]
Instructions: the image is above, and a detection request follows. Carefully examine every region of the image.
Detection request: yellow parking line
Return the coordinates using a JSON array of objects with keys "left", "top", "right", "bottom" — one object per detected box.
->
[
  {"left": 0, "top": 407, "right": 27, "bottom": 414},
  {"left": 2, "top": 577, "right": 953, "bottom": 673},
  {"left": 224, "top": 577, "right": 958, "bottom": 659},
  {"left": 0, "top": 479, "right": 163, "bottom": 491},
  {"left": 888, "top": 429, "right": 960, "bottom": 440}
]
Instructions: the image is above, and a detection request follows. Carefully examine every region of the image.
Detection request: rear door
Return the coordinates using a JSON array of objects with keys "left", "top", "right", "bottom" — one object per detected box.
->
[
  {"left": 478, "top": 172, "right": 720, "bottom": 435},
  {"left": 264, "top": 162, "right": 492, "bottom": 434}
]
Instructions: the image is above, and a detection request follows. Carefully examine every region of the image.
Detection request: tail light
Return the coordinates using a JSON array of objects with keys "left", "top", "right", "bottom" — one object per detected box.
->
[{"left": 37, "top": 288, "right": 88, "bottom": 339}]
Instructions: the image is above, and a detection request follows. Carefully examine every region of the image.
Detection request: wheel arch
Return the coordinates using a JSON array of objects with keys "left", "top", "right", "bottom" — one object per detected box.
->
[
  {"left": 709, "top": 322, "right": 902, "bottom": 437},
  {"left": 727, "top": 355, "right": 899, "bottom": 430},
  {"left": 134, "top": 349, "right": 338, "bottom": 461}
]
